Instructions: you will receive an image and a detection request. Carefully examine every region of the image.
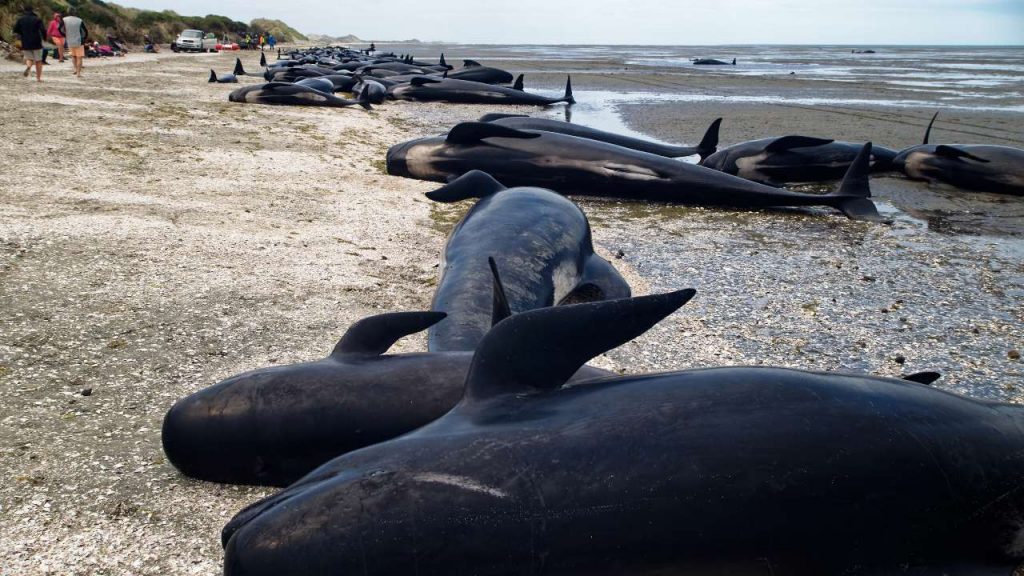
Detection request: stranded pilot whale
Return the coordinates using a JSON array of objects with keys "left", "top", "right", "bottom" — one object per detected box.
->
[
  {"left": 228, "top": 82, "right": 372, "bottom": 109},
  {"left": 386, "top": 121, "right": 887, "bottom": 221},
  {"left": 446, "top": 60, "right": 515, "bottom": 84},
  {"left": 693, "top": 57, "right": 736, "bottom": 65},
  {"left": 893, "top": 112, "right": 1024, "bottom": 196},
  {"left": 162, "top": 173, "right": 628, "bottom": 485},
  {"left": 477, "top": 113, "right": 721, "bottom": 160},
  {"left": 701, "top": 135, "right": 897, "bottom": 185},
  {"left": 161, "top": 297, "right": 613, "bottom": 486},
  {"left": 209, "top": 69, "right": 238, "bottom": 83},
  {"left": 222, "top": 290, "right": 1024, "bottom": 575},
  {"left": 390, "top": 75, "right": 575, "bottom": 106},
  {"left": 427, "top": 171, "right": 631, "bottom": 352}
]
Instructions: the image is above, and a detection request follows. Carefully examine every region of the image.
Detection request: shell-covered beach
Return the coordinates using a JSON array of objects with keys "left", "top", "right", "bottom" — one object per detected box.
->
[{"left": 1, "top": 45, "right": 1022, "bottom": 573}]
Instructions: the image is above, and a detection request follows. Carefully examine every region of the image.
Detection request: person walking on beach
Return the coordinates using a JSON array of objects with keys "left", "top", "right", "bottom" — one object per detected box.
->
[
  {"left": 267, "top": 34, "right": 276, "bottom": 50},
  {"left": 62, "top": 8, "right": 88, "bottom": 77},
  {"left": 13, "top": 6, "right": 45, "bottom": 82},
  {"left": 259, "top": 34, "right": 266, "bottom": 51},
  {"left": 47, "top": 11, "right": 64, "bottom": 62}
]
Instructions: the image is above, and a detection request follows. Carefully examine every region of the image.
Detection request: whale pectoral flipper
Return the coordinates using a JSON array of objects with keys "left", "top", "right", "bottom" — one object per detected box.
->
[
  {"left": 425, "top": 170, "right": 508, "bottom": 202},
  {"left": 765, "top": 136, "right": 835, "bottom": 152},
  {"left": 935, "top": 145, "right": 991, "bottom": 163},
  {"left": 445, "top": 122, "right": 542, "bottom": 145},
  {"left": 331, "top": 311, "right": 447, "bottom": 357},
  {"left": 903, "top": 372, "right": 941, "bottom": 385},
  {"left": 463, "top": 290, "right": 696, "bottom": 401},
  {"left": 488, "top": 257, "right": 512, "bottom": 325}
]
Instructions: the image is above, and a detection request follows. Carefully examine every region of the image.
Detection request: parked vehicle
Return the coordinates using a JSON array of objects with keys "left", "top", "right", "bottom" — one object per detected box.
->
[{"left": 171, "top": 29, "right": 218, "bottom": 52}]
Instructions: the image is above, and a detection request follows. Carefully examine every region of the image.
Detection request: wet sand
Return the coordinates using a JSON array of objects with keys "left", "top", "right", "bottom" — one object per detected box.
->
[{"left": 1, "top": 46, "right": 1022, "bottom": 574}]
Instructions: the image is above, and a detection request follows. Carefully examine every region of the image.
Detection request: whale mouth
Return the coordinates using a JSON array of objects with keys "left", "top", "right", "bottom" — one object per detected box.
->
[
  {"left": 221, "top": 483, "right": 309, "bottom": 548},
  {"left": 221, "top": 468, "right": 363, "bottom": 548}
]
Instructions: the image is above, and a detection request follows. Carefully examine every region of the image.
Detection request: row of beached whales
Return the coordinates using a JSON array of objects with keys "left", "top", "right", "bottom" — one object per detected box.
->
[
  {"left": 161, "top": 116, "right": 1024, "bottom": 574},
  {"left": 212, "top": 49, "right": 1023, "bottom": 199},
  {"left": 211, "top": 47, "right": 574, "bottom": 108}
]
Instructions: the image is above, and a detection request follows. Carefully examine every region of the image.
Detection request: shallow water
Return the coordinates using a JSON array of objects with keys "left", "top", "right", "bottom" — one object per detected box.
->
[{"left": 394, "top": 43, "right": 1024, "bottom": 107}]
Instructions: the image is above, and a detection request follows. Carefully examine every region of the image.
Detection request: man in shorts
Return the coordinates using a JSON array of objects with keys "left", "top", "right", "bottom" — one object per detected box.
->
[
  {"left": 13, "top": 6, "right": 45, "bottom": 82},
  {"left": 62, "top": 8, "right": 88, "bottom": 77}
]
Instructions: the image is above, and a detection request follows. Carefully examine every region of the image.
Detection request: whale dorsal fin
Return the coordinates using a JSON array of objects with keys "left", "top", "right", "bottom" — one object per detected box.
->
[
  {"left": 331, "top": 311, "right": 447, "bottom": 357},
  {"left": 463, "top": 59, "right": 482, "bottom": 67},
  {"left": 446, "top": 122, "right": 542, "bottom": 145},
  {"left": 234, "top": 58, "right": 245, "bottom": 75},
  {"left": 696, "top": 118, "right": 722, "bottom": 160},
  {"left": 260, "top": 52, "right": 267, "bottom": 68},
  {"left": 464, "top": 290, "right": 696, "bottom": 401},
  {"left": 439, "top": 53, "right": 447, "bottom": 67},
  {"left": 765, "top": 136, "right": 834, "bottom": 152},
  {"left": 209, "top": 69, "right": 217, "bottom": 82},
  {"left": 934, "top": 145, "right": 990, "bottom": 163},
  {"left": 425, "top": 170, "right": 507, "bottom": 202},
  {"left": 478, "top": 113, "right": 530, "bottom": 122},
  {"left": 512, "top": 74, "right": 524, "bottom": 91},
  {"left": 923, "top": 111, "right": 939, "bottom": 144},
  {"left": 903, "top": 371, "right": 941, "bottom": 385},
  {"left": 409, "top": 76, "right": 443, "bottom": 86},
  {"left": 489, "top": 257, "right": 512, "bottom": 326}
]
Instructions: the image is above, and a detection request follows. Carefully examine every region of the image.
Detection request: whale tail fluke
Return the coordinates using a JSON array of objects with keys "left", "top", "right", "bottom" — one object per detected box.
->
[
  {"left": 563, "top": 75, "right": 575, "bottom": 105},
  {"left": 696, "top": 118, "right": 722, "bottom": 160},
  {"left": 426, "top": 170, "right": 507, "bottom": 202},
  {"left": 233, "top": 57, "right": 245, "bottom": 76},
  {"left": 209, "top": 69, "right": 217, "bottom": 83},
  {"left": 827, "top": 142, "right": 889, "bottom": 223},
  {"left": 463, "top": 290, "right": 697, "bottom": 401}
]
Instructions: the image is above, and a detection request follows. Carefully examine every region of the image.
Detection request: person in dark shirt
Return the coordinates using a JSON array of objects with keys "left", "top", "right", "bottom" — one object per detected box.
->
[{"left": 13, "top": 6, "right": 45, "bottom": 82}]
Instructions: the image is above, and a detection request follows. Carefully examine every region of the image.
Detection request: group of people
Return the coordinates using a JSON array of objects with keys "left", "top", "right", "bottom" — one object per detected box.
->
[
  {"left": 242, "top": 33, "right": 276, "bottom": 50},
  {"left": 12, "top": 6, "right": 88, "bottom": 82}
]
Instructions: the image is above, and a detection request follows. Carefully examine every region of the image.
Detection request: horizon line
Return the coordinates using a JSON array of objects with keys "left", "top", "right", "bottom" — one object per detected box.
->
[{"left": 307, "top": 39, "right": 1024, "bottom": 48}]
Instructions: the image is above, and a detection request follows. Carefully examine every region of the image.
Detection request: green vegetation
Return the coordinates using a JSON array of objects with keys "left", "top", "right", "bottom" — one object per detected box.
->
[
  {"left": 2, "top": 0, "right": 305, "bottom": 46},
  {"left": 250, "top": 18, "right": 307, "bottom": 42}
]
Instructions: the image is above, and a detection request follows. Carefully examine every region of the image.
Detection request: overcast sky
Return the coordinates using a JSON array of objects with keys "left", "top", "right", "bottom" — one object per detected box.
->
[{"left": 119, "top": 0, "right": 1024, "bottom": 45}]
